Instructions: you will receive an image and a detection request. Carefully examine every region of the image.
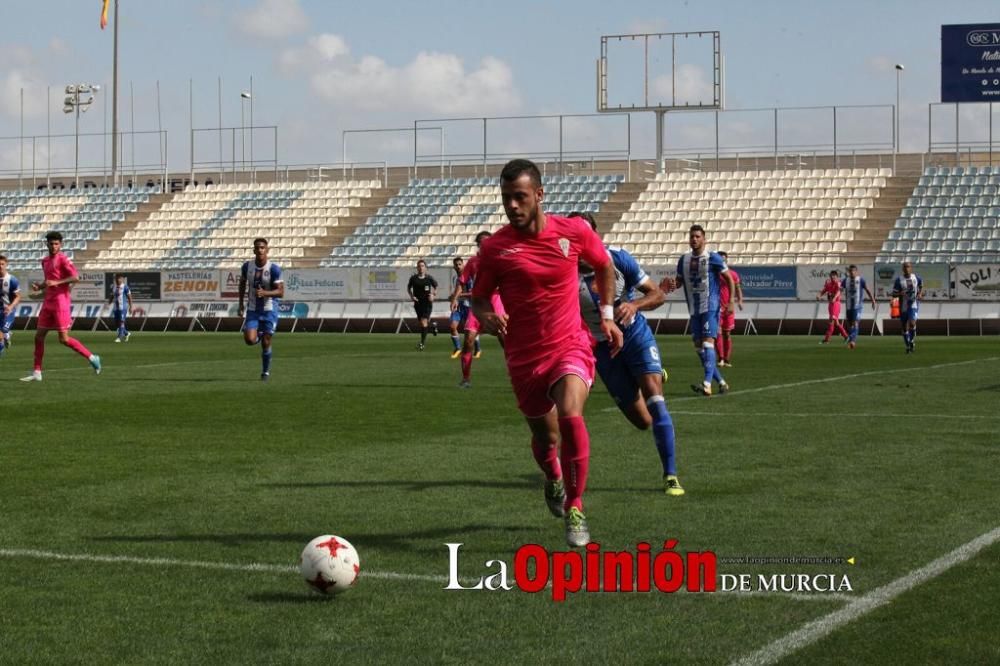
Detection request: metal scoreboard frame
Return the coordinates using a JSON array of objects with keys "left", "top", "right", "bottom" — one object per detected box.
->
[
  {"left": 597, "top": 31, "right": 722, "bottom": 113},
  {"left": 598, "top": 31, "right": 722, "bottom": 172}
]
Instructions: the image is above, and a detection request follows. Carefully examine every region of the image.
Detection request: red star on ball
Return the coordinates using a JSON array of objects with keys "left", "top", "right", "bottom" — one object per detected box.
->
[
  {"left": 315, "top": 537, "right": 346, "bottom": 557},
  {"left": 307, "top": 573, "right": 334, "bottom": 593}
]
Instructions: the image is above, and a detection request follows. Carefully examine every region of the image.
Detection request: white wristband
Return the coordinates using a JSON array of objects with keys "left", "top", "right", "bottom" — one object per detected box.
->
[{"left": 600, "top": 304, "right": 614, "bottom": 320}]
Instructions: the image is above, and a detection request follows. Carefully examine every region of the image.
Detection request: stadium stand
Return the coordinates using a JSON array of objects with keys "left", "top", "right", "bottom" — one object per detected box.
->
[
  {"left": 84, "top": 180, "right": 381, "bottom": 270},
  {"left": 878, "top": 165, "right": 1000, "bottom": 264},
  {"left": 603, "top": 168, "right": 892, "bottom": 265},
  {"left": 320, "top": 175, "right": 625, "bottom": 268},
  {"left": 0, "top": 188, "right": 156, "bottom": 270}
]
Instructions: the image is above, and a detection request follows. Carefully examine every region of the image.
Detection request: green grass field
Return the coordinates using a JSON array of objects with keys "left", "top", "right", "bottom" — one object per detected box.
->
[{"left": 2, "top": 331, "right": 998, "bottom": 664}]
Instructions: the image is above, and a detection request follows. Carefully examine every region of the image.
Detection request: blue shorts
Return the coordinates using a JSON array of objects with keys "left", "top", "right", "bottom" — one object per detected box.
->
[
  {"left": 689, "top": 311, "right": 720, "bottom": 342},
  {"left": 845, "top": 307, "right": 863, "bottom": 324},
  {"left": 450, "top": 304, "right": 470, "bottom": 325},
  {"left": 1, "top": 311, "right": 14, "bottom": 334},
  {"left": 595, "top": 325, "right": 663, "bottom": 408},
  {"left": 898, "top": 307, "right": 918, "bottom": 323},
  {"left": 245, "top": 310, "right": 279, "bottom": 336},
  {"left": 112, "top": 309, "right": 127, "bottom": 323}
]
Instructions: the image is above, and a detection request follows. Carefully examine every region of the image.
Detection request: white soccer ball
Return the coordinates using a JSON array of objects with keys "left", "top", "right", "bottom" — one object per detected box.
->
[{"left": 299, "top": 534, "right": 360, "bottom": 595}]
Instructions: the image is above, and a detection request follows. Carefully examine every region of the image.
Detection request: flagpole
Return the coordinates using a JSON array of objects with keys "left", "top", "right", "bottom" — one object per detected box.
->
[{"left": 111, "top": 0, "right": 119, "bottom": 186}]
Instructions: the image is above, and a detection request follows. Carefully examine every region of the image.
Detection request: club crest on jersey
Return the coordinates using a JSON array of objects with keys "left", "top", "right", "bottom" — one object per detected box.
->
[{"left": 558, "top": 238, "right": 570, "bottom": 257}]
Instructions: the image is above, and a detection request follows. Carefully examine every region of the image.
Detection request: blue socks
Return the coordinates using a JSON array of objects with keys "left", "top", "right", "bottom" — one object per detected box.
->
[
  {"left": 647, "top": 395, "right": 676, "bottom": 475},
  {"left": 849, "top": 322, "right": 858, "bottom": 343},
  {"left": 451, "top": 335, "right": 461, "bottom": 351},
  {"left": 262, "top": 348, "right": 272, "bottom": 374},
  {"left": 702, "top": 344, "right": 722, "bottom": 385}
]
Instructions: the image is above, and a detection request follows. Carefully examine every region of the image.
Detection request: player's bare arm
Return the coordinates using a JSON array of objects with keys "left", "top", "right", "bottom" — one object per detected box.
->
[
  {"left": 471, "top": 295, "right": 508, "bottom": 336},
  {"left": 593, "top": 261, "right": 623, "bottom": 356},
  {"left": 615, "top": 278, "right": 665, "bottom": 327},
  {"left": 721, "top": 271, "right": 737, "bottom": 313},
  {"left": 448, "top": 280, "right": 463, "bottom": 311},
  {"left": 735, "top": 281, "right": 744, "bottom": 310},
  {"left": 237, "top": 274, "right": 247, "bottom": 316}
]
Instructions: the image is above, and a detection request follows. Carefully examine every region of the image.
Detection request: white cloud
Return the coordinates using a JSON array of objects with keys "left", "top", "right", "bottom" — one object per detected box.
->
[
  {"left": 651, "top": 64, "right": 714, "bottom": 107},
  {"left": 235, "top": 0, "right": 308, "bottom": 40},
  {"left": 1, "top": 70, "right": 41, "bottom": 119},
  {"left": 279, "top": 34, "right": 521, "bottom": 115}
]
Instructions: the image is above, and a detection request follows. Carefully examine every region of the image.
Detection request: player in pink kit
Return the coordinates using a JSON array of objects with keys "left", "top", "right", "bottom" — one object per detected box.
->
[
  {"left": 21, "top": 231, "right": 101, "bottom": 382},
  {"left": 817, "top": 269, "right": 849, "bottom": 344},
  {"left": 716, "top": 251, "right": 743, "bottom": 367},
  {"left": 457, "top": 230, "right": 505, "bottom": 389},
  {"left": 472, "top": 159, "right": 623, "bottom": 547}
]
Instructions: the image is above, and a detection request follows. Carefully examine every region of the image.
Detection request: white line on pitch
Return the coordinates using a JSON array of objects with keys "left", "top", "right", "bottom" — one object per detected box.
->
[
  {"left": 729, "top": 525, "right": 1000, "bottom": 666},
  {"left": 0, "top": 548, "right": 442, "bottom": 583},
  {"left": 667, "top": 411, "right": 1000, "bottom": 420},
  {"left": 0, "top": 547, "right": 852, "bottom": 602},
  {"left": 605, "top": 356, "right": 1000, "bottom": 412}
]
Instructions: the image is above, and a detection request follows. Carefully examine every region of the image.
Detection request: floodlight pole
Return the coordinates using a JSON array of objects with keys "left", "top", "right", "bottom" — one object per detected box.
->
[
  {"left": 655, "top": 110, "right": 666, "bottom": 173},
  {"left": 111, "top": 0, "right": 119, "bottom": 186}
]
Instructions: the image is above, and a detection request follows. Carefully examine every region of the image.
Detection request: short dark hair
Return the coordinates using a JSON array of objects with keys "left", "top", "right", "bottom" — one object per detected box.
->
[
  {"left": 416, "top": 259, "right": 427, "bottom": 267},
  {"left": 568, "top": 211, "right": 597, "bottom": 231},
  {"left": 114, "top": 273, "right": 124, "bottom": 279},
  {"left": 500, "top": 159, "right": 542, "bottom": 188},
  {"left": 830, "top": 269, "right": 840, "bottom": 276},
  {"left": 474, "top": 230, "right": 492, "bottom": 245},
  {"left": 0, "top": 255, "right": 7, "bottom": 263},
  {"left": 452, "top": 256, "right": 463, "bottom": 267},
  {"left": 46, "top": 231, "right": 63, "bottom": 242},
  {"left": 689, "top": 224, "right": 705, "bottom": 236},
  {"left": 718, "top": 251, "right": 728, "bottom": 259},
  {"left": 253, "top": 237, "right": 268, "bottom": 246},
  {"left": 848, "top": 264, "right": 858, "bottom": 271}
]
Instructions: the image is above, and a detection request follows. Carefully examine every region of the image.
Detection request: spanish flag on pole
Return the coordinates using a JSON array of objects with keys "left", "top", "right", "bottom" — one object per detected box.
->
[{"left": 100, "top": 0, "right": 110, "bottom": 29}]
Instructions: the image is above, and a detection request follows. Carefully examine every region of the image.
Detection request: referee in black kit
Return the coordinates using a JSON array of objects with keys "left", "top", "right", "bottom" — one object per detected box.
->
[{"left": 407, "top": 259, "right": 438, "bottom": 350}]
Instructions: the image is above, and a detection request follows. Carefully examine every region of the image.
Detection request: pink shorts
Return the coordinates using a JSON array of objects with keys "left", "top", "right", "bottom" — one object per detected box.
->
[
  {"left": 37, "top": 304, "right": 72, "bottom": 330},
  {"left": 719, "top": 311, "right": 735, "bottom": 332},
  {"left": 466, "top": 293, "right": 506, "bottom": 333},
  {"left": 508, "top": 344, "right": 595, "bottom": 418},
  {"left": 828, "top": 302, "right": 841, "bottom": 319}
]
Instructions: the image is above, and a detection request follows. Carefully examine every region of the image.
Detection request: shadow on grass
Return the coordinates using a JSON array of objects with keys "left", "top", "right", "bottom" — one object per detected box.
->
[
  {"left": 260, "top": 474, "right": 538, "bottom": 492},
  {"left": 259, "top": 473, "right": 696, "bottom": 495},
  {"left": 87, "top": 523, "right": 537, "bottom": 552},
  {"left": 247, "top": 592, "right": 335, "bottom": 604}
]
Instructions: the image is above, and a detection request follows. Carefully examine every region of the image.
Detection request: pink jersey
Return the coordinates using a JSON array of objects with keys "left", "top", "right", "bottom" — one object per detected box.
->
[
  {"left": 41, "top": 253, "right": 77, "bottom": 310},
  {"left": 720, "top": 268, "right": 740, "bottom": 307},
  {"left": 472, "top": 214, "right": 610, "bottom": 372},
  {"left": 820, "top": 278, "right": 842, "bottom": 303}
]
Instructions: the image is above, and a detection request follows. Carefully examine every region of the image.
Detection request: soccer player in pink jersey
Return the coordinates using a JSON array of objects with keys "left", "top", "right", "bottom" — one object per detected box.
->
[
  {"left": 816, "top": 269, "right": 849, "bottom": 344},
  {"left": 472, "top": 159, "right": 623, "bottom": 547},
  {"left": 716, "top": 251, "right": 743, "bottom": 367},
  {"left": 457, "top": 231, "right": 505, "bottom": 389},
  {"left": 21, "top": 231, "right": 101, "bottom": 382}
]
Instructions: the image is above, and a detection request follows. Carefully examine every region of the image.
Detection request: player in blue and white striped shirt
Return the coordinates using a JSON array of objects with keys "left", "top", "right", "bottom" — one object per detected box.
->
[
  {"left": 675, "top": 225, "right": 737, "bottom": 396},
  {"left": 238, "top": 238, "right": 284, "bottom": 380},
  {"left": 891, "top": 261, "right": 923, "bottom": 354},
  {"left": 0, "top": 255, "right": 22, "bottom": 356},
  {"left": 107, "top": 273, "right": 132, "bottom": 342},
  {"left": 574, "top": 212, "right": 682, "bottom": 496},
  {"left": 841, "top": 265, "right": 876, "bottom": 350}
]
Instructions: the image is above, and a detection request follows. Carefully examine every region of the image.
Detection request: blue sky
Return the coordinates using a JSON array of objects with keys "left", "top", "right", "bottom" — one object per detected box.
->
[{"left": 1, "top": 0, "right": 997, "bottom": 176}]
